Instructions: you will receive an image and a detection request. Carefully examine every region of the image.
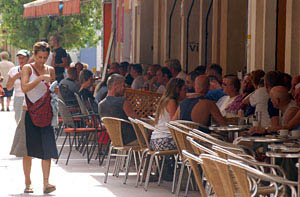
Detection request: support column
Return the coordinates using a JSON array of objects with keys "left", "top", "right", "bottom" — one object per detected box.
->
[
  {"left": 131, "top": 0, "right": 154, "bottom": 65},
  {"left": 199, "top": 0, "right": 212, "bottom": 67},
  {"left": 248, "top": 0, "right": 276, "bottom": 73},
  {"left": 212, "top": 0, "right": 221, "bottom": 65},
  {"left": 285, "top": 0, "right": 300, "bottom": 75},
  {"left": 180, "top": 0, "right": 200, "bottom": 73},
  {"left": 220, "top": 0, "right": 247, "bottom": 75},
  {"left": 153, "top": 0, "right": 181, "bottom": 66}
]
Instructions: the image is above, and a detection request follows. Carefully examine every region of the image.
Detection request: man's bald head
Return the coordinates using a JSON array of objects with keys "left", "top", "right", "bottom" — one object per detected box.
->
[
  {"left": 270, "top": 86, "right": 289, "bottom": 102},
  {"left": 195, "top": 75, "right": 210, "bottom": 94}
]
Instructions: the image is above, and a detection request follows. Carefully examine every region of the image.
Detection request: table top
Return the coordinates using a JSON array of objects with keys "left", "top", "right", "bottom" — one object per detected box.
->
[
  {"left": 233, "top": 136, "right": 284, "bottom": 144},
  {"left": 209, "top": 124, "right": 251, "bottom": 132},
  {"left": 266, "top": 151, "right": 300, "bottom": 158},
  {"left": 268, "top": 143, "right": 300, "bottom": 153}
]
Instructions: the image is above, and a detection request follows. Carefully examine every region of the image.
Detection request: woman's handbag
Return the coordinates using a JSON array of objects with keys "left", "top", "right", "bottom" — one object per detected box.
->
[{"left": 25, "top": 65, "right": 53, "bottom": 127}]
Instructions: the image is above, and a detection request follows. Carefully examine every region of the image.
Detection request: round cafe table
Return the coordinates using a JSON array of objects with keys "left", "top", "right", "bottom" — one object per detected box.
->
[
  {"left": 266, "top": 143, "right": 300, "bottom": 196},
  {"left": 209, "top": 125, "right": 251, "bottom": 142},
  {"left": 233, "top": 136, "right": 284, "bottom": 145}
]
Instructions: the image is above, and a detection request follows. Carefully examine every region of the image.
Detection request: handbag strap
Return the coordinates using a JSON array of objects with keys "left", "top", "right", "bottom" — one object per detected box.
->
[{"left": 30, "top": 64, "right": 50, "bottom": 88}]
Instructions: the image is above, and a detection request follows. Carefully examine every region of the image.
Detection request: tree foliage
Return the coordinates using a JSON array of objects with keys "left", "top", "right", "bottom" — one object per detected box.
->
[{"left": 0, "top": 0, "right": 102, "bottom": 50}]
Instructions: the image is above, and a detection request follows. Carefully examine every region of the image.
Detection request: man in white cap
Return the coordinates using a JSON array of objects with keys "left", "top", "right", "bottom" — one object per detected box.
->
[{"left": 6, "top": 50, "right": 30, "bottom": 122}]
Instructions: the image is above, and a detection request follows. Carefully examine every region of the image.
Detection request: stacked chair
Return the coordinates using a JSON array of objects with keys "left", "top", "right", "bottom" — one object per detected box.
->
[
  {"left": 56, "top": 99, "right": 100, "bottom": 165},
  {"left": 167, "top": 121, "right": 298, "bottom": 197}
]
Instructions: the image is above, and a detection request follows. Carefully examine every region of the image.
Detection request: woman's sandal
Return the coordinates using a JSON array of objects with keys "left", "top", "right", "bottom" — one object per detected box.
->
[
  {"left": 43, "top": 184, "right": 56, "bottom": 194},
  {"left": 24, "top": 186, "right": 34, "bottom": 193}
]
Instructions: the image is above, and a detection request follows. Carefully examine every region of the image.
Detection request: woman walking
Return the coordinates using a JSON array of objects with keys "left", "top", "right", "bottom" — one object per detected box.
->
[{"left": 21, "top": 41, "right": 58, "bottom": 194}]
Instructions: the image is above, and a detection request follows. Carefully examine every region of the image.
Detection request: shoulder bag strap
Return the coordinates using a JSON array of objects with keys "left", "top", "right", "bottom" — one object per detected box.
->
[{"left": 30, "top": 64, "right": 50, "bottom": 88}]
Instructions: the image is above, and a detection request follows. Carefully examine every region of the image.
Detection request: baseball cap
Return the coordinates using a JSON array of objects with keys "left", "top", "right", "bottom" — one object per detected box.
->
[{"left": 17, "top": 49, "right": 30, "bottom": 57}]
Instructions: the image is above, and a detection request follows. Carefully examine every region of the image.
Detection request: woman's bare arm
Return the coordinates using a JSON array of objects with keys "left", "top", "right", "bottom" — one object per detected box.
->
[{"left": 166, "top": 99, "right": 178, "bottom": 120}]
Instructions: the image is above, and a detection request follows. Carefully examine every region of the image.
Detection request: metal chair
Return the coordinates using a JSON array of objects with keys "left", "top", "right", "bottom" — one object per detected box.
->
[
  {"left": 166, "top": 122, "right": 203, "bottom": 196},
  {"left": 134, "top": 118, "right": 178, "bottom": 191},
  {"left": 101, "top": 117, "right": 140, "bottom": 184},
  {"left": 56, "top": 99, "right": 97, "bottom": 165}
]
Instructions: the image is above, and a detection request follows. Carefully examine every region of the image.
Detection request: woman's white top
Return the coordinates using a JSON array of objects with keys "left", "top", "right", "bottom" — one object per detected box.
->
[
  {"left": 249, "top": 87, "right": 271, "bottom": 127},
  {"left": 151, "top": 108, "right": 172, "bottom": 139},
  {"left": 26, "top": 64, "right": 48, "bottom": 103},
  {"left": 8, "top": 66, "right": 24, "bottom": 97}
]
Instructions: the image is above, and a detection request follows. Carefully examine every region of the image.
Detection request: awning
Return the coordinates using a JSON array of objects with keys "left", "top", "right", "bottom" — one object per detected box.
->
[{"left": 23, "top": 0, "right": 81, "bottom": 19}]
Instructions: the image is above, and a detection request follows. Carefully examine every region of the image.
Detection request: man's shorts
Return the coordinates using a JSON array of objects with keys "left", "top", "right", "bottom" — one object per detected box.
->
[{"left": 0, "top": 88, "right": 14, "bottom": 98}]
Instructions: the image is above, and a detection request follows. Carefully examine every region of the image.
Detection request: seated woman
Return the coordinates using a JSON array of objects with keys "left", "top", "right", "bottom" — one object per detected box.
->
[
  {"left": 150, "top": 78, "right": 186, "bottom": 151},
  {"left": 217, "top": 74, "right": 243, "bottom": 119}
]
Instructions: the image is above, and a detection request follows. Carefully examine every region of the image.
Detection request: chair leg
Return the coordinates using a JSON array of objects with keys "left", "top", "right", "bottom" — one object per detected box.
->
[
  {"left": 104, "top": 145, "right": 113, "bottom": 184},
  {"left": 66, "top": 133, "right": 76, "bottom": 165},
  {"left": 184, "top": 166, "right": 192, "bottom": 197},
  {"left": 172, "top": 154, "right": 179, "bottom": 193},
  {"left": 99, "top": 140, "right": 110, "bottom": 166},
  {"left": 123, "top": 148, "right": 133, "bottom": 184},
  {"left": 176, "top": 159, "right": 187, "bottom": 196},
  {"left": 157, "top": 156, "right": 165, "bottom": 186},
  {"left": 144, "top": 154, "right": 155, "bottom": 191},
  {"left": 56, "top": 132, "right": 68, "bottom": 164},
  {"left": 133, "top": 151, "right": 138, "bottom": 173},
  {"left": 140, "top": 152, "right": 149, "bottom": 186},
  {"left": 136, "top": 150, "right": 148, "bottom": 187}
]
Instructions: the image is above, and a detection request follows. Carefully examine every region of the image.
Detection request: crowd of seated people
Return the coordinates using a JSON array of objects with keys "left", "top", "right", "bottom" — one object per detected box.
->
[
  {"left": 58, "top": 59, "right": 300, "bottom": 136},
  {"left": 56, "top": 58, "right": 300, "bottom": 185}
]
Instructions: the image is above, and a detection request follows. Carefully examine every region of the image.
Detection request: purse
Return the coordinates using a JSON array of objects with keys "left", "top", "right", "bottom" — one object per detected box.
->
[{"left": 25, "top": 64, "right": 53, "bottom": 127}]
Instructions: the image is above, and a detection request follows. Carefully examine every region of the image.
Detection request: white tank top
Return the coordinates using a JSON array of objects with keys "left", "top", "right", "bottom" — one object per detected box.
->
[
  {"left": 151, "top": 108, "right": 172, "bottom": 139},
  {"left": 26, "top": 64, "right": 49, "bottom": 103}
]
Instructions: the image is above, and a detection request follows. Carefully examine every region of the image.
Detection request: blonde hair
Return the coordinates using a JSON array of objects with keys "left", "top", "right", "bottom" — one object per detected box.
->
[{"left": 154, "top": 78, "right": 185, "bottom": 125}]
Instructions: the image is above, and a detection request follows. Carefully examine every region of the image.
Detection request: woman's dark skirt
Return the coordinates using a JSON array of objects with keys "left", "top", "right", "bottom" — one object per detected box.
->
[{"left": 25, "top": 112, "right": 58, "bottom": 160}]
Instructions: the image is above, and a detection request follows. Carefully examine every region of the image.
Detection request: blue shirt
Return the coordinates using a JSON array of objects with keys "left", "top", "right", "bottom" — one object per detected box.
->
[{"left": 205, "top": 89, "right": 225, "bottom": 102}]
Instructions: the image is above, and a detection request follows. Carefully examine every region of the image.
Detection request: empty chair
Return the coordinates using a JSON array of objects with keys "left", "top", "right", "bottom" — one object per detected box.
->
[
  {"left": 166, "top": 122, "right": 206, "bottom": 196},
  {"left": 57, "top": 99, "right": 97, "bottom": 165}
]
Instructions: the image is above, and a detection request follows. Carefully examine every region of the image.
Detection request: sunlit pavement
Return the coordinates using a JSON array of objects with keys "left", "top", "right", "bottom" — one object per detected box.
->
[{"left": 0, "top": 104, "right": 199, "bottom": 197}]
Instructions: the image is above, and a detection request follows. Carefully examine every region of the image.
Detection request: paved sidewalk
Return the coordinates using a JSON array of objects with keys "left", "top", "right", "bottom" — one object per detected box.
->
[{"left": 0, "top": 110, "right": 199, "bottom": 197}]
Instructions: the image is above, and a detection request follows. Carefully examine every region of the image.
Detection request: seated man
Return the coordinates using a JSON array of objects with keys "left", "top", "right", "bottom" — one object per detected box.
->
[
  {"left": 59, "top": 67, "right": 80, "bottom": 93},
  {"left": 78, "top": 69, "right": 98, "bottom": 112},
  {"left": 99, "top": 74, "right": 138, "bottom": 145},
  {"left": 173, "top": 75, "right": 226, "bottom": 131},
  {"left": 249, "top": 86, "right": 299, "bottom": 134},
  {"left": 217, "top": 74, "right": 243, "bottom": 119}
]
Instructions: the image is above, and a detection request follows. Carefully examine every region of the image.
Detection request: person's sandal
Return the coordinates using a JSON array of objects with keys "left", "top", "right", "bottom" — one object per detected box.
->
[
  {"left": 24, "top": 186, "right": 34, "bottom": 193},
  {"left": 43, "top": 184, "right": 56, "bottom": 194}
]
